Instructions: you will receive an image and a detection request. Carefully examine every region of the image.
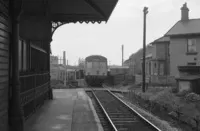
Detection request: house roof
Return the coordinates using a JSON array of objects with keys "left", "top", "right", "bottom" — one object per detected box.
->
[
  {"left": 123, "top": 59, "right": 130, "bottom": 64},
  {"left": 140, "top": 54, "right": 152, "bottom": 60},
  {"left": 165, "top": 19, "right": 200, "bottom": 36},
  {"left": 151, "top": 36, "right": 170, "bottom": 45}
]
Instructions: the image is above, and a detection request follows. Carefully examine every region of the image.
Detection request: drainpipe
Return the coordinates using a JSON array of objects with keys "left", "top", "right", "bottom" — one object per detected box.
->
[
  {"left": 9, "top": 1, "right": 24, "bottom": 131},
  {"left": 48, "top": 42, "right": 53, "bottom": 99}
]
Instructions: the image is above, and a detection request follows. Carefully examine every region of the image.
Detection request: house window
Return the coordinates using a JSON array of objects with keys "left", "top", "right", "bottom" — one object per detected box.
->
[
  {"left": 149, "top": 62, "right": 151, "bottom": 75},
  {"left": 159, "top": 63, "right": 164, "bottom": 75},
  {"left": 187, "top": 39, "right": 197, "bottom": 53},
  {"left": 154, "top": 62, "right": 157, "bottom": 75}
]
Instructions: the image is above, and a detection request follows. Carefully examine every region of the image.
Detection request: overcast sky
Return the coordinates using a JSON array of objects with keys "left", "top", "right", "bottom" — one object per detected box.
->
[{"left": 51, "top": 0, "right": 200, "bottom": 66}]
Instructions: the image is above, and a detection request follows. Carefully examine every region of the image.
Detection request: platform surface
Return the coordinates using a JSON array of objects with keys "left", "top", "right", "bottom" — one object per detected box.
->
[{"left": 25, "top": 89, "right": 103, "bottom": 131}]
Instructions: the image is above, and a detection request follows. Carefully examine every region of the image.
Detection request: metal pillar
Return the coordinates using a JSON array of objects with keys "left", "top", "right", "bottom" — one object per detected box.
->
[
  {"left": 64, "top": 68, "right": 66, "bottom": 86},
  {"left": 9, "top": 1, "right": 24, "bottom": 131},
  {"left": 75, "top": 70, "right": 77, "bottom": 80},
  {"left": 142, "top": 7, "right": 148, "bottom": 93}
]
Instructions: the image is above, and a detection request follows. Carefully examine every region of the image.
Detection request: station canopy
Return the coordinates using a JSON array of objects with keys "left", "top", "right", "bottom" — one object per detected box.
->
[{"left": 20, "top": 0, "right": 118, "bottom": 23}]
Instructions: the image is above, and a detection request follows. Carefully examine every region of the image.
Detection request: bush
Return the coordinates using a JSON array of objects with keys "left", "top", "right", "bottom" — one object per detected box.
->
[
  {"left": 185, "top": 93, "right": 200, "bottom": 102},
  {"left": 176, "top": 90, "right": 191, "bottom": 97},
  {"left": 170, "top": 86, "right": 179, "bottom": 93}
]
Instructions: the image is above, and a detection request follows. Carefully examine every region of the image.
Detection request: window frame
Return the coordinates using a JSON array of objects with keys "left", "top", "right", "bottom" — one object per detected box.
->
[{"left": 187, "top": 38, "right": 197, "bottom": 55}]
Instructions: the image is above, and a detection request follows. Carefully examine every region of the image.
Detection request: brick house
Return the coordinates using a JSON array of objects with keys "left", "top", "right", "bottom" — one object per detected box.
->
[
  {"left": 127, "top": 44, "right": 153, "bottom": 75},
  {"left": 149, "top": 36, "right": 172, "bottom": 84},
  {"left": 165, "top": 3, "right": 200, "bottom": 78}
]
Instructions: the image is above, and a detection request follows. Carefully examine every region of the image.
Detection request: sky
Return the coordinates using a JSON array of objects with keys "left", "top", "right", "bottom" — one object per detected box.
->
[{"left": 51, "top": 0, "right": 200, "bottom": 66}]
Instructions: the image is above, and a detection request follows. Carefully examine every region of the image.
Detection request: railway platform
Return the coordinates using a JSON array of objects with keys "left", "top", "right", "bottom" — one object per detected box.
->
[{"left": 24, "top": 89, "right": 103, "bottom": 131}]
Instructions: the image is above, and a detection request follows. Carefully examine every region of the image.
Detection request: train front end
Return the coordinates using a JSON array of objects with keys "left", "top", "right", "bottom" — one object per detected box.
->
[{"left": 85, "top": 55, "right": 108, "bottom": 87}]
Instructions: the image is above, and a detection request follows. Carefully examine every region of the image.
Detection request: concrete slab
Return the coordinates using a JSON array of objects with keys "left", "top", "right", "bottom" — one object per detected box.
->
[{"left": 25, "top": 89, "right": 103, "bottom": 131}]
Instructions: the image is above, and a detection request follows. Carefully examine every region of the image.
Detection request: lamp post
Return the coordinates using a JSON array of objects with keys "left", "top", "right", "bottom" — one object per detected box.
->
[{"left": 142, "top": 7, "right": 148, "bottom": 93}]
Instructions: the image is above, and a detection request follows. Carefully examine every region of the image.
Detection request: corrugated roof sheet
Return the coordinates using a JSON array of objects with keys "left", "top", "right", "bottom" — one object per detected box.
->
[{"left": 165, "top": 19, "right": 200, "bottom": 36}]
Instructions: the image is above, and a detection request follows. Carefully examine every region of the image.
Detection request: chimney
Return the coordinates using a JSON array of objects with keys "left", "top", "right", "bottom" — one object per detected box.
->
[
  {"left": 181, "top": 3, "right": 189, "bottom": 21},
  {"left": 63, "top": 51, "right": 66, "bottom": 65}
]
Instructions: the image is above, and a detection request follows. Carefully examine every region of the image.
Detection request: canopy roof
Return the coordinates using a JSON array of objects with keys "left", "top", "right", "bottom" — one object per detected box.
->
[{"left": 20, "top": 0, "right": 118, "bottom": 23}]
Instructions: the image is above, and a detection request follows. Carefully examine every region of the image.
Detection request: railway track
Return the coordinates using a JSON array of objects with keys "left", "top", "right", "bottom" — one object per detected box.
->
[{"left": 86, "top": 89, "right": 161, "bottom": 131}]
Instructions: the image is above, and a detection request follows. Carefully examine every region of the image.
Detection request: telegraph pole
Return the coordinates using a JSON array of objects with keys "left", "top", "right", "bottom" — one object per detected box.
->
[
  {"left": 142, "top": 7, "right": 148, "bottom": 93},
  {"left": 64, "top": 52, "right": 66, "bottom": 87},
  {"left": 122, "top": 45, "right": 124, "bottom": 66},
  {"left": 67, "top": 60, "right": 69, "bottom": 82}
]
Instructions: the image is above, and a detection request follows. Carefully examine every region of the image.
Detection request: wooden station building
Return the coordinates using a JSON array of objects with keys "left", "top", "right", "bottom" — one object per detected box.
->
[{"left": 0, "top": 0, "right": 118, "bottom": 131}]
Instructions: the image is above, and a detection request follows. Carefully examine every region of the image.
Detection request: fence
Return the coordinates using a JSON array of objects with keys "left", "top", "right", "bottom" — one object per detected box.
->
[
  {"left": 105, "top": 74, "right": 135, "bottom": 86},
  {"left": 135, "top": 74, "right": 176, "bottom": 86},
  {"left": 20, "top": 72, "right": 50, "bottom": 119},
  {"left": 135, "top": 74, "right": 150, "bottom": 84}
]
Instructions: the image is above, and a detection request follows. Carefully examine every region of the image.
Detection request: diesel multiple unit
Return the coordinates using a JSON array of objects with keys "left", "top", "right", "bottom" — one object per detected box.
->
[{"left": 85, "top": 55, "right": 108, "bottom": 86}]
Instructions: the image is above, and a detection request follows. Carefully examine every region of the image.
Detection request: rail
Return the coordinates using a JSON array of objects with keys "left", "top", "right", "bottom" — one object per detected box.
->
[
  {"left": 90, "top": 89, "right": 162, "bottom": 131},
  {"left": 91, "top": 90, "right": 118, "bottom": 131},
  {"left": 107, "top": 90, "right": 162, "bottom": 131}
]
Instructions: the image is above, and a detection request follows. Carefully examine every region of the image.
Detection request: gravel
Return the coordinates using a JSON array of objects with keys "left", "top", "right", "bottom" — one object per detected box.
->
[{"left": 115, "top": 93, "right": 182, "bottom": 131}]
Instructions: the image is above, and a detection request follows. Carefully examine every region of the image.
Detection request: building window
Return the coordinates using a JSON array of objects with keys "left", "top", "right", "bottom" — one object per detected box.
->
[
  {"left": 187, "top": 39, "right": 197, "bottom": 53},
  {"left": 187, "top": 62, "right": 196, "bottom": 66},
  {"left": 19, "top": 39, "right": 29, "bottom": 71},
  {"left": 23, "top": 41, "right": 27, "bottom": 71},
  {"left": 149, "top": 62, "right": 151, "bottom": 75},
  {"left": 19, "top": 40, "right": 22, "bottom": 70}
]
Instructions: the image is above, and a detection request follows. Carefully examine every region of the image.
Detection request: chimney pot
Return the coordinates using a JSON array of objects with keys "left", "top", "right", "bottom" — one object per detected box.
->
[{"left": 181, "top": 2, "right": 189, "bottom": 21}]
